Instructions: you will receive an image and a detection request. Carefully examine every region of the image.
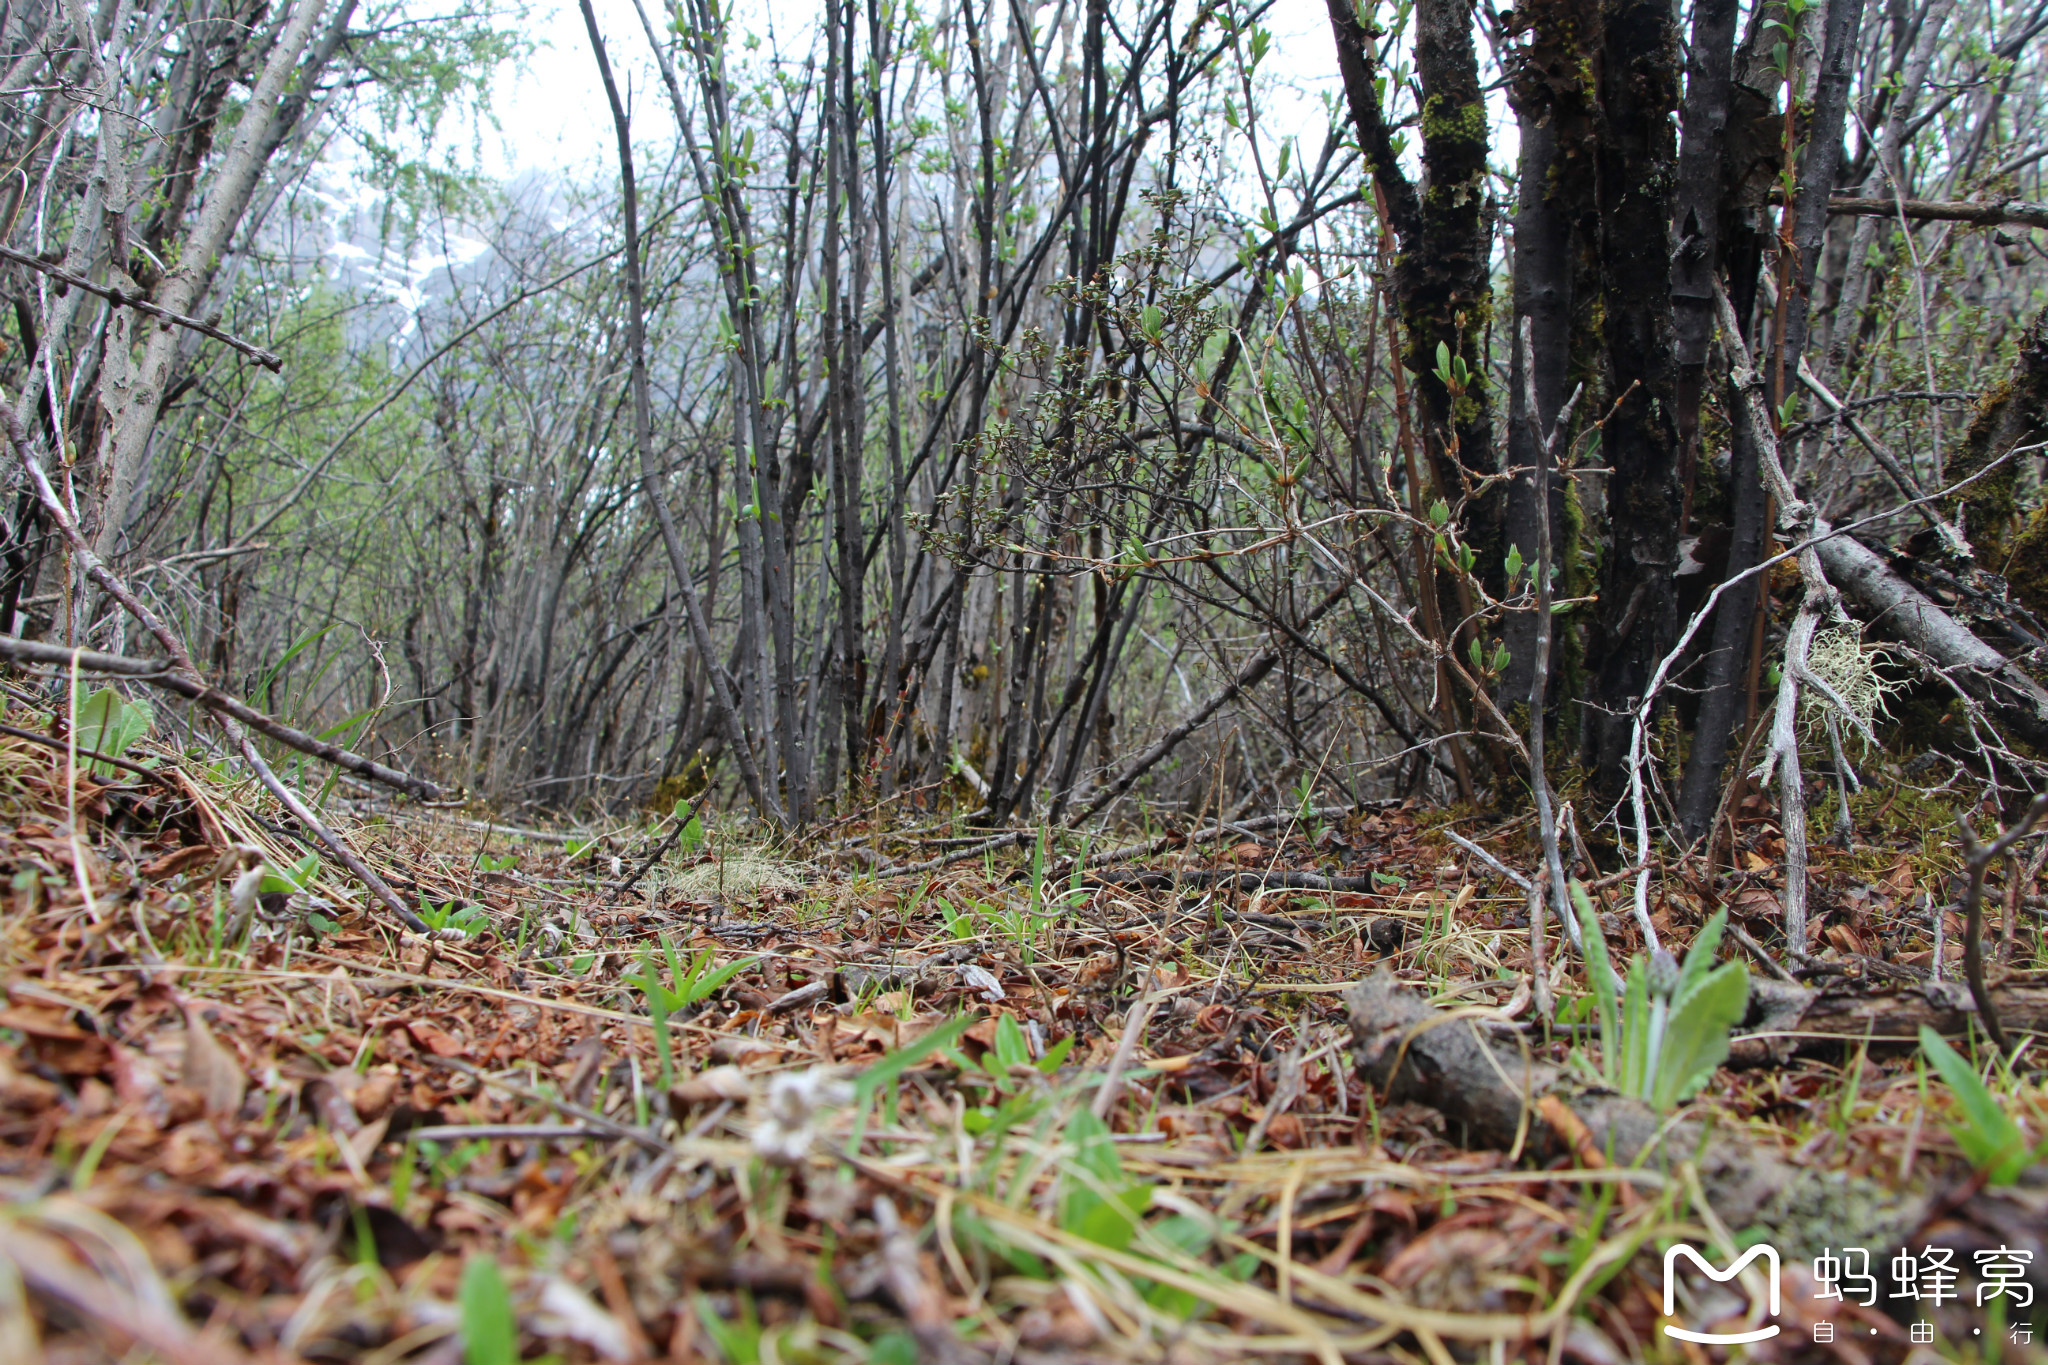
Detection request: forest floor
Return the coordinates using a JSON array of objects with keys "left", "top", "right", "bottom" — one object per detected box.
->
[{"left": 1, "top": 704, "right": 2045, "bottom": 1365}]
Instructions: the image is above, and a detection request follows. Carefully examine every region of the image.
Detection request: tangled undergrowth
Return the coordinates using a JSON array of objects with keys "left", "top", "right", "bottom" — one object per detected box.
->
[{"left": 0, "top": 691, "right": 2045, "bottom": 1364}]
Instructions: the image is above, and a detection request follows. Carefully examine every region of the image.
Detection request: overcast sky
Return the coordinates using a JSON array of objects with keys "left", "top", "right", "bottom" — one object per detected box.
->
[{"left": 473, "top": 0, "right": 1347, "bottom": 182}]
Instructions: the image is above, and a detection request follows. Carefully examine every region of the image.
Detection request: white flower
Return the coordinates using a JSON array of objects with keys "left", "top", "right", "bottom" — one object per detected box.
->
[
  {"left": 751, "top": 1067, "right": 853, "bottom": 1164},
  {"left": 228, "top": 865, "right": 265, "bottom": 920}
]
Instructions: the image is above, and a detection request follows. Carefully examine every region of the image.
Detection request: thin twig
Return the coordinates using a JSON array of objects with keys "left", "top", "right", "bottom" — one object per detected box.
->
[
  {"left": 1442, "top": 829, "right": 1532, "bottom": 891},
  {"left": 234, "top": 729, "right": 429, "bottom": 934},
  {"left": 612, "top": 797, "right": 701, "bottom": 902},
  {"left": 1091, "top": 991, "right": 1156, "bottom": 1119},
  {"left": 1519, "top": 316, "right": 1589, "bottom": 953},
  {"left": 424, "top": 1054, "right": 669, "bottom": 1153},
  {"left": 0, "top": 242, "right": 284, "bottom": 370},
  {"left": 402, "top": 1123, "right": 618, "bottom": 1143},
  {"left": 1957, "top": 790, "right": 2048, "bottom": 1051},
  {"left": 0, "top": 719, "right": 175, "bottom": 786}
]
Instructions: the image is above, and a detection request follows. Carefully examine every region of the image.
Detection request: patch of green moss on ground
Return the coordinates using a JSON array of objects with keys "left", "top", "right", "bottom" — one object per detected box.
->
[{"left": 1840, "top": 780, "right": 1966, "bottom": 884}]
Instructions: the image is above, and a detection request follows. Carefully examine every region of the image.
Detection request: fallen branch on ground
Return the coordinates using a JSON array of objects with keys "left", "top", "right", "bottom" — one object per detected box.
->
[
  {"left": 1815, "top": 532, "right": 2048, "bottom": 750},
  {"left": 1345, "top": 971, "right": 1926, "bottom": 1242},
  {"left": 1721, "top": 974, "right": 2048, "bottom": 1064}
]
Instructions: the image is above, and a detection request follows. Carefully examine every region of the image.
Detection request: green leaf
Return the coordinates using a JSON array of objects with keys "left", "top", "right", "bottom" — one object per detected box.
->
[
  {"left": 1065, "top": 1106, "right": 1123, "bottom": 1183},
  {"left": 1618, "top": 963, "right": 1653, "bottom": 1096},
  {"left": 1137, "top": 1213, "right": 1220, "bottom": 1317},
  {"left": 1572, "top": 882, "right": 1620, "bottom": 1083},
  {"left": 1058, "top": 1108, "right": 1151, "bottom": 1251},
  {"left": 1428, "top": 499, "right": 1449, "bottom": 527},
  {"left": 73, "top": 687, "right": 153, "bottom": 778},
  {"left": 1920, "top": 1027, "right": 2030, "bottom": 1184},
  {"left": 1435, "top": 340, "right": 1452, "bottom": 376},
  {"left": 694, "top": 1289, "right": 762, "bottom": 1365},
  {"left": 1490, "top": 643, "right": 1512, "bottom": 673},
  {"left": 1035, "top": 1034, "right": 1075, "bottom": 1073},
  {"left": 459, "top": 1255, "right": 517, "bottom": 1365},
  {"left": 993, "top": 1013, "right": 1030, "bottom": 1071},
  {"left": 1674, "top": 909, "right": 1731, "bottom": 1003},
  {"left": 261, "top": 853, "right": 322, "bottom": 896},
  {"left": 1505, "top": 544, "right": 1525, "bottom": 582},
  {"left": 1140, "top": 304, "right": 1164, "bottom": 339},
  {"left": 680, "top": 952, "right": 761, "bottom": 1006},
  {"left": 1649, "top": 961, "right": 1749, "bottom": 1110},
  {"left": 868, "top": 1330, "right": 919, "bottom": 1365}
]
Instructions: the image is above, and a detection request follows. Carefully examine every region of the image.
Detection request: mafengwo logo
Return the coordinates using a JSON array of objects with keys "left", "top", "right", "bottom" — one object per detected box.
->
[{"left": 1663, "top": 1243, "right": 1783, "bottom": 1344}]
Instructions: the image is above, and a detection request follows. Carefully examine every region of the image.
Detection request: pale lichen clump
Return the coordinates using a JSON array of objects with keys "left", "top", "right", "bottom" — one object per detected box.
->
[{"left": 1802, "top": 626, "right": 1906, "bottom": 741}]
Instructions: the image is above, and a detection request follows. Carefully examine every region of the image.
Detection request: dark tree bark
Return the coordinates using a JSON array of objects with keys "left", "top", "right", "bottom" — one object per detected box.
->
[
  {"left": 1670, "top": 0, "right": 1740, "bottom": 439},
  {"left": 825, "top": 0, "right": 868, "bottom": 798},
  {"left": 1586, "top": 0, "right": 1684, "bottom": 792},
  {"left": 1668, "top": 0, "right": 1760, "bottom": 841},
  {"left": 1676, "top": 0, "right": 1865, "bottom": 833},
  {"left": 1502, "top": 0, "right": 1599, "bottom": 706}
]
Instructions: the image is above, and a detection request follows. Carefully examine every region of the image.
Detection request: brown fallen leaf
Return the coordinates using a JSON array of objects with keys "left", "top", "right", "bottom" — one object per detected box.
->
[
  {"left": 1, "top": 1004, "right": 110, "bottom": 1076},
  {"left": 407, "top": 1018, "right": 466, "bottom": 1058},
  {"left": 670, "top": 1064, "right": 752, "bottom": 1106},
  {"left": 139, "top": 845, "right": 217, "bottom": 879},
  {"left": 180, "top": 1004, "right": 245, "bottom": 1118}
]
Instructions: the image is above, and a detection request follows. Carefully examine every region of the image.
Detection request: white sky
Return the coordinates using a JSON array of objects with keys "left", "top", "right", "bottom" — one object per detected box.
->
[{"left": 475, "top": 0, "right": 1346, "bottom": 182}]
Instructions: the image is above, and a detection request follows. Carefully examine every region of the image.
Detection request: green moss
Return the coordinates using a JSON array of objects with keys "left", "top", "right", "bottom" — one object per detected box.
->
[
  {"left": 1420, "top": 95, "right": 1487, "bottom": 145},
  {"left": 1951, "top": 378, "right": 2023, "bottom": 558},
  {"left": 2004, "top": 503, "right": 2048, "bottom": 619},
  {"left": 1750, "top": 1170, "right": 1920, "bottom": 1259},
  {"left": 1840, "top": 777, "right": 1966, "bottom": 885},
  {"left": 650, "top": 752, "right": 715, "bottom": 809}
]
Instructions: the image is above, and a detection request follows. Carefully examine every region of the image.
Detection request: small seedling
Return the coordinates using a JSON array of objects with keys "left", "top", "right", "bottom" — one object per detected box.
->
[
  {"left": 262, "top": 853, "right": 322, "bottom": 896},
  {"left": 630, "top": 938, "right": 760, "bottom": 1088},
  {"left": 939, "top": 898, "right": 975, "bottom": 941},
  {"left": 418, "top": 899, "right": 488, "bottom": 937},
  {"left": 1572, "top": 884, "right": 1750, "bottom": 1112}
]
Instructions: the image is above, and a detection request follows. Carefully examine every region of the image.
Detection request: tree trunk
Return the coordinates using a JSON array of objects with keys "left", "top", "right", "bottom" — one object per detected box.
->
[
  {"left": 93, "top": 0, "right": 343, "bottom": 562},
  {"left": 1502, "top": 0, "right": 1598, "bottom": 706},
  {"left": 1670, "top": 0, "right": 1759, "bottom": 840},
  {"left": 1587, "top": 0, "right": 1684, "bottom": 793},
  {"left": 1777, "top": 0, "right": 1867, "bottom": 382}
]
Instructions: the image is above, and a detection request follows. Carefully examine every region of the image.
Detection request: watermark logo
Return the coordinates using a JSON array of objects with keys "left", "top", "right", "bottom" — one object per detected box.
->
[{"left": 1663, "top": 1243, "right": 1782, "bottom": 1344}]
